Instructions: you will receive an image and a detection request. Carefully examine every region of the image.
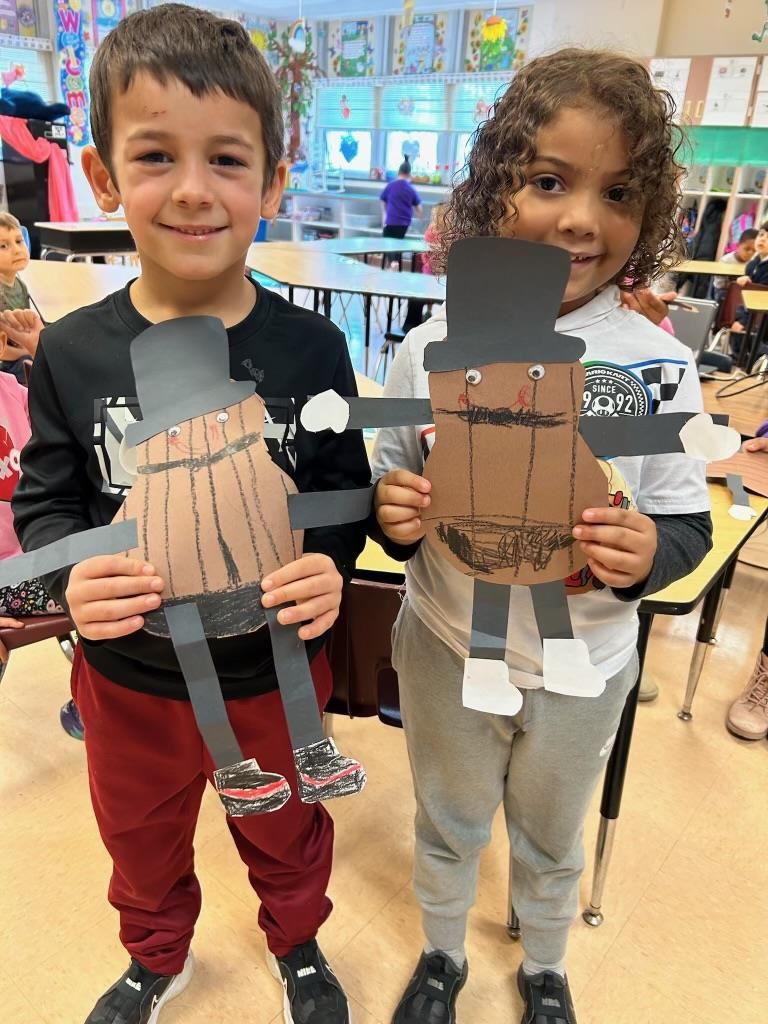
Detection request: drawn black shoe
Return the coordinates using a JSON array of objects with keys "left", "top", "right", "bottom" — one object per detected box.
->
[
  {"left": 392, "top": 951, "right": 468, "bottom": 1023},
  {"left": 517, "top": 965, "right": 577, "bottom": 1024},
  {"left": 268, "top": 940, "right": 351, "bottom": 1023},
  {"left": 84, "top": 952, "right": 193, "bottom": 1024},
  {"left": 213, "top": 757, "right": 292, "bottom": 815},
  {"left": 294, "top": 738, "right": 366, "bottom": 803}
]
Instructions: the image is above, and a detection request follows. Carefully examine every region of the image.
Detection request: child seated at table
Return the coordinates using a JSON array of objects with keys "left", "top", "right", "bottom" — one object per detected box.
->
[
  {"left": 0, "top": 213, "right": 44, "bottom": 383},
  {"left": 0, "top": 346, "right": 78, "bottom": 735},
  {"left": 712, "top": 228, "right": 757, "bottom": 305},
  {"left": 729, "top": 222, "right": 768, "bottom": 341}
]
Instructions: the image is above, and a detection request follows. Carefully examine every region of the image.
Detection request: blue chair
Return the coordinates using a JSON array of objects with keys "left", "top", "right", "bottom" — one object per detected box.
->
[
  {"left": 20, "top": 225, "right": 30, "bottom": 251},
  {"left": 253, "top": 219, "right": 268, "bottom": 243}
]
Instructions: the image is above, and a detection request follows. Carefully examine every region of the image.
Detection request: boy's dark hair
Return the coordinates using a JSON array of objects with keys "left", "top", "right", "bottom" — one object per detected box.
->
[
  {"left": 760, "top": 222, "right": 768, "bottom": 233},
  {"left": 436, "top": 48, "right": 686, "bottom": 284},
  {"left": 739, "top": 229, "right": 758, "bottom": 242},
  {"left": 89, "top": 3, "right": 284, "bottom": 186},
  {"left": 399, "top": 157, "right": 412, "bottom": 176}
]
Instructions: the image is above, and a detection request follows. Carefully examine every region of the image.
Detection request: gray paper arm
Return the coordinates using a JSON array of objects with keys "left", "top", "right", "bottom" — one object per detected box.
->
[
  {"left": 288, "top": 487, "right": 375, "bottom": 530},
  {"left": 301, "top": 391, "right": 432, "bottom": 433},
  {"left": 0, "top": 520, "right": 139, "bottom": 589},
  {"left": 579, "top": 412, "right": 736, "bottom": 459}
]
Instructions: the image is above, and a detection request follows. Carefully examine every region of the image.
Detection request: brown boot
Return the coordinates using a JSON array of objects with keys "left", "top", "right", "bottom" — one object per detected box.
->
[{"left": 726, "top": 652, "right": 768, "bottom": 740}]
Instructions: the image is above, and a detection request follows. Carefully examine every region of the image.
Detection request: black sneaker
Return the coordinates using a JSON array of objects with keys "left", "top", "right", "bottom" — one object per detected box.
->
[
  {"left": 517, "top": 965, "right": 577, "bottom": 1024},
  {"left": 269, "top": 940, "right": 350, "bottom": 1023},
  {"left": 392, "top": 951, "right": 468, "bottom": 1023},
  {"left": 84, "top": 953, "right": 193, "bottom": 1023}
]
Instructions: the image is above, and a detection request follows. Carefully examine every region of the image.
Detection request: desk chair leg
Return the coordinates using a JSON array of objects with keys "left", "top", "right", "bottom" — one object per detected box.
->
[
  {"left": 583, "top": 611, "right": 653, "bottom": 927},
  {"left": 57, "top": 632, "right": 76, "bottom": 665},
  {"left": 678, "top": 572, "right": 727, "bottom": 722},
  {"left": 708, "top": 558, "right": 737, "bottom": 647},
  {"left": 507, "top": 853, "right": 521, "bottom": 940},
  {"left": 0, "top": 660, "right": 6, "bottom": 686}
]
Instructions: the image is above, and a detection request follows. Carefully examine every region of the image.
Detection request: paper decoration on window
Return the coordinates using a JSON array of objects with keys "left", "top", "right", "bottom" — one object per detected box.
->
[
  {"left": 340, "top": 93, "right": 350, "bottom": 119},
  {"left": 465, "top": 5, "right": 530, "bottom": 73},
  {"left": 55, "top": 0, "right": 90, "bottom": 146},
  {"left": 1, "top": 63, "right": 23, "bottom": 87},
  {"left": 339, "top": 133, "right": 358, "bottom": 163}
]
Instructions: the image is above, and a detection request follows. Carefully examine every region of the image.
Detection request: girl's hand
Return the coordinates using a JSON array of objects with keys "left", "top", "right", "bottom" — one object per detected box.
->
[
  {"left": 736, "top": 275, "right": 751, "bottom": 288},
  {"left": 261, "top": 553, "right": 342, "bottom": 641},
  {"left": 374, "top": 470, "right": 432, "bottom": 544},
  {"left": 743, "top": 437, "right": 768, "bottom": 454},
  {"left": 0, "top": 309, "right": 43, "bottom": 359},
  {"left": 573, "top": 507, "right": 657, "bottom": 588}
]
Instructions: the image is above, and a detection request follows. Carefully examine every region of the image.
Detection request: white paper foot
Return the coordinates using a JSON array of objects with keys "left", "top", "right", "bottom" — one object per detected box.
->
[
  {"left": 300, "top": 390, "right": 350, "bottom": 434},
  {"left": 679, "top": 413, "right": 740, "bottom": 462},
  {"left": 729, "top": 503, "right": 757, "bottom": 521},
  {"left": 462, "top": 657, "right": 523, "bottom": 715},
  {"left": 543, "top": 639, "right": 606, "bottom": 698}
]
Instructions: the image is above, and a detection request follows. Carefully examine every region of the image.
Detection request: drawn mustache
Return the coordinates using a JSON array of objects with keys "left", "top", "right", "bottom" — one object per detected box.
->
[{"left": 435, "top": 405, "right": 567, "bottom": 429}]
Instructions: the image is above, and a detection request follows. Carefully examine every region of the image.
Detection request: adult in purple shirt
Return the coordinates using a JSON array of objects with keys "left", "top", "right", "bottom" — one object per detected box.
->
[{"left": 380, "top": 159, "right": 423, "bottom": 239}]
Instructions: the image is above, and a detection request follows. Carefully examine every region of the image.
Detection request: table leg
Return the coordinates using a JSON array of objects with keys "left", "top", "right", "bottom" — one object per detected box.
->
[
  {"left": 507, "top": 850, "right": 521, "bottom": 940},
  {"left": 364, "top": 294, "right": 372, "bottom": 374},
  {"left": 40, "top": 248, "right": 50, "bottom": 260},
  {"left": 709, "top": 557, "right": 736, "bottom": 647},
  {"left": 582, "top": 611, "right": 653, "bottom": 927},
  {"left": 324, "top": 289, "right": 332, "bottom": 319},
  {"left": 678, "top": 570, "right": 728, "bottom": 722},
  {"left": 288, "top": 285, "right": 294, "bottom": 304},
  {"left": 313, "top": 289, "right": 320, "bottom": 313}
]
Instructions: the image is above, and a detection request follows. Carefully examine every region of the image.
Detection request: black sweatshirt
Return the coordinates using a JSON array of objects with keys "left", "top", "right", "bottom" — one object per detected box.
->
[{"left": 12, "top": 280, "right": 371, "bottom": 700}]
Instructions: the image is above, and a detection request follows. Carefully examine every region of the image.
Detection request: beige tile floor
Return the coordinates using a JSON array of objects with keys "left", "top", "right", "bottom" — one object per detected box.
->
[{"left": 1, "top": 561, "right": 766, "bottom": 1024}]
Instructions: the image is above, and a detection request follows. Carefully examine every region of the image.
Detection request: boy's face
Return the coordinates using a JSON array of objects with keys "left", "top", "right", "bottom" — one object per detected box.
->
[
  {"left": 83, "top": 73, "right": 285, "bottom": 284},
  {"left": 737, "top": 238, "right": 756, "bottom": 263},
  {"left": 502, "top": 107, "right": 643, "bottom": 316},
  {"left": 755, "top": 229, "right": 768, "bottom": 257},
  {"left": 0, "top": 227, "right": 29, "bottom": 283}
]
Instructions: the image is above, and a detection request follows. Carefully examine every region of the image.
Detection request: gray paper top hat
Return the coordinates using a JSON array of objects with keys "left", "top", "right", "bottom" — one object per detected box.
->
[
  {"left": 124, "top": 316, "right": 256, "bottom": 448},
  {"left": 423, "top": 237, "right": 587, "bottom": 372}
]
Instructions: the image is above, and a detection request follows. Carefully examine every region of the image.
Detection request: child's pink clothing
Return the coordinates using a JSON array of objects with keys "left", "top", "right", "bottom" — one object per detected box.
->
[
  {"left": 658, "top": 316, "right": 675, "bottom": 336},
  {"left": 0, "top": 372, "right": 29, "bottom": 560},
  {"left": 421, "top": 223, "right": 439, "bottom": 276}
]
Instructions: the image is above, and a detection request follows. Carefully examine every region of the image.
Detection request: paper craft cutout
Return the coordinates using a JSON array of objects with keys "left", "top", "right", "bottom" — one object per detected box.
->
[
  {"left": 5, "top": 317, "right": 370, "bottom": 816},
  {"left": 707, "top": 449, "right": 768, "bottom": 498},
  {"left": 724, "top": 474, "right": 757, "bottom": 520},
  {"left": 301, "top": 237, "right": 740, "bottom": 709}
]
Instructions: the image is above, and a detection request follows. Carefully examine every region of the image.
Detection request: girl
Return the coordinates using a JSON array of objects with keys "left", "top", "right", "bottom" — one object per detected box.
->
[{"left": 371, "top": 49, "right": 713, "bottom": 1024}]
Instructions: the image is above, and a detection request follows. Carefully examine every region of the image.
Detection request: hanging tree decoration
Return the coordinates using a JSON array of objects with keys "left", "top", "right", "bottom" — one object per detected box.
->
[{"left": 268, "top": 1, "right": 324, "bottom": 165}]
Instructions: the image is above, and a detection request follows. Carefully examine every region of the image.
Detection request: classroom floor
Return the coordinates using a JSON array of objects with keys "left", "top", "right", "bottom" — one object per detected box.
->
[{"left": 1, "top": 555, "right": 766, "bottom": 1024}]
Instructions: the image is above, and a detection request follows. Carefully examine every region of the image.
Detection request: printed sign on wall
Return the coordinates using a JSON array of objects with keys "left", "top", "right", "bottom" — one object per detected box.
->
[{"left": 56, "top": 0, "right": 90, "bottom": 146}]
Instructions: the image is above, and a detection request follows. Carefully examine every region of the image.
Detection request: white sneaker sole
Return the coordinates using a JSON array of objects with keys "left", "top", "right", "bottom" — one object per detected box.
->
[
  {"left": 148, "top": 952, "right": 195, "bottom": 1024},
  {"left": 266, "top": 950, "right": 352, "bottom": 1024}
]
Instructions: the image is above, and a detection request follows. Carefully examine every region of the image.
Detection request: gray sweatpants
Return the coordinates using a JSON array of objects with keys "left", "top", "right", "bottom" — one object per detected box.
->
[{"left": 392, "top": 603, "right": 638, "bottom": 966}]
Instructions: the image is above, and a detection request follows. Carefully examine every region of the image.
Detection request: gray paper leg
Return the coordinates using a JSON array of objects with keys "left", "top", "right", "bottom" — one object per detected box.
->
[
  {"left": 530, "top": 581, "right": 574, "bottom": 640},
  {"left": 265, "top": 606, "right": 367, "bottom": 803},
  {"left": 469, "top": 579, "right": 510, "bottom": 659},
  {"left": 165, "top": 602, "right": 291, "bottom": 815}
]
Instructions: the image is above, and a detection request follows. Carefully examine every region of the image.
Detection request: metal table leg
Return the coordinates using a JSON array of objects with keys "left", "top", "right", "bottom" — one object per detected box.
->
[
  {"left": 708, "top": 557, "right": 736, "bottom": 647},
  {"left": 364, "top": 294, "right": 372, "bottom": 374},
  {"left": 678, "top": 567, "right": 729, "bottom": 722},
  {"left": 582, "top": 611, "right": 653, "bottom": 927},
  {"left": 507, "top": 848, "right": 521, "bottom": 940}
]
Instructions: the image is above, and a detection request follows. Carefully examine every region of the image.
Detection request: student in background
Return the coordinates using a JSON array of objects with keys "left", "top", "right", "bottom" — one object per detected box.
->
[
  {"left": 380, "top": 157, "right": 423, "bottom": 240},
  {"left": 713, "top": 228, "right": 757, "bottom": 304},
  {"left": 730, "top": 222, "right": 768, "bottom": 339},
  {"left": 0, "top": 212, "right": 44, "bottom": 384}
]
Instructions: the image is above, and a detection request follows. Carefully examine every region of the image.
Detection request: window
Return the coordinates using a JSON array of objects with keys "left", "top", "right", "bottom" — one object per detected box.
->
[
  {"left": 454, "top": 132, "right": 473, "bottom": 177},
  {"left": 385, "top": 131, "right": 439, "bottom": 176},
  {"left": 324, "top": 130, "right": 372, "bottom": 175}
]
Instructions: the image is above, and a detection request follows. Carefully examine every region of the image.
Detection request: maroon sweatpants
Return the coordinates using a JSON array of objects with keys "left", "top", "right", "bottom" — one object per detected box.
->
[{"left": 72, "top": 646, "right": 335, "bottom": 974}]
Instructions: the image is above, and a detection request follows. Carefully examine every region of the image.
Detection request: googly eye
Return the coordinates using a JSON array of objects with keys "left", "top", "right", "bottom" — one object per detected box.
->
[
  {"left": 528, "top": 364, "right": 546, "bottom": 381},
  {"left": 465, "top": 368, "right": 482, "bottom": 385},
  {"left": 167, "top": 425, "right": 181, "bottom": 438},
  {"left": 216, "top": 411, "right": 229, "bottom": 423}
]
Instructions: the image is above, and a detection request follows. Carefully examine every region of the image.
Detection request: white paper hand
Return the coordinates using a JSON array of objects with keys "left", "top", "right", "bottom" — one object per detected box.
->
[
  {"left": 300, "top": 390, "right": 350, "bottom": 434},
  {"left": 679, "top": 413, "right": 741, "bottom": 463}
]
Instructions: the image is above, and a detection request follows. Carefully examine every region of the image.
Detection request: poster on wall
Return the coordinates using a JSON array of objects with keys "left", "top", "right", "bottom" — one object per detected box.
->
[
  {"left": 0, "top": 0, "right": 37, "bottom": 36},
  {"left": 329, "top": 19, "right": 375, "bottom": 77},
  {"left": 701, "top": 56, "right": 758, "bottom": 127},
  {"left": 56, "top": 0, "right": 90, "bottom": 146},
  {"left": 753, "top": 60, "right": 768, "bottom": 128},
  {"left": 393, "top": 12, "right": 447, "bottom": 75},
  {"left": 0, "top": 0, "right": 18, "bottom": 35},
  {"left": 91, "top": 0, "right": 126, "bottom": 46},
  {"left": 464, "top": 6, "right": 530, "bottom": 73},
  {"left": 649, "top": 58, "right": 691, "bottom": 123}
]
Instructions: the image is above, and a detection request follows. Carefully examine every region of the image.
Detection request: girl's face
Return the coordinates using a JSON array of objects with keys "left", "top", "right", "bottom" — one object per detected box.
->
[{"left": 501, "top": 106, "right": 644, "bottom": 316}]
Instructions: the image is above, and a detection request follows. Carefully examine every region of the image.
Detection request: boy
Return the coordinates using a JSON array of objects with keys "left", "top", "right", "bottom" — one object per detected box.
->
[
  {"left": 12, "top": 6, "right": 369, "bottom": 1023},
  {"left": 712, "top": 227, "right": 757, "bottom": 303},
  {"left": 731, "top": 222, "right": 768, "bottom": 338},
  {"left": 0, "top": 212, "right": 43, "bottom": 382}
]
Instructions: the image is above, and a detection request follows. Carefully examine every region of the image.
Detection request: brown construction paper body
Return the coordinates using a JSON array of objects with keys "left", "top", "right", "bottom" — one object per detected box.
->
[
  {"left": 115, "top": 393, "right": 303, "bottom": 638},
  {"left": 707, "top": 449, "right": 768, "bottom": 497},
  {"left": 423, "top": 361, "right": 608, "bottom": 585}
]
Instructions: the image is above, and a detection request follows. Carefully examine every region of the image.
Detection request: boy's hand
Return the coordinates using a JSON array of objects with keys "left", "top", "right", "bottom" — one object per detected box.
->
[
  {"left": 743, "top": 437, "right": 768, "bottom": 454},
  {"left": 0, "top": 309, "right": 43, "bottom": 359},
  {"left": 0, "top": 616, "right": 25, "bottom": 664},
  {"left": 261, "top": 553, "right": 342, "bottom": 641},
  {"left": 573, "top": 507, "right": 657, "bottom": 588},
  {"left": 736, "top": 275, "right": 751, "bottom": 288},
  {"left": 66, "top": 556, "right": 165, "bottom": 640},
  {"left": 375, "top": 470, "right": 432, "bottom": 544}
]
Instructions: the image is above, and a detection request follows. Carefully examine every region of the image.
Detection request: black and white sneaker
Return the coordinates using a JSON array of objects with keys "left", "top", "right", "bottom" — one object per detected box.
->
[
  {"left": 84, "top": 952, "right": 193, "bottom": 1024},
  {"left": 392, "top": 951, "right": 468, "bottom": 1023},
  {"left": 268, "top": 940, "right": 351, "bottom": 1023},
  {"left": 517, "top": 965, "right": 577, "bottom": 1024}
]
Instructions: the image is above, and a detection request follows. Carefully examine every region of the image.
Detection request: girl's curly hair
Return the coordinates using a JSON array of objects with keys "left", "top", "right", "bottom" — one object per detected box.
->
[{"left": 434, "top": 49, "right": 687, "bottom": 285}]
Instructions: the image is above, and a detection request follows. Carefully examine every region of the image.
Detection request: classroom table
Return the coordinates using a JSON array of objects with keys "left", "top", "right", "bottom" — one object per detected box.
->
[
  {"left": 21, "top": 260, "right": 137, "bottom": 322},
  {"left": 701, "top": 376, "right": 768, "bottom": 436},
  {"left": 302, "top": 236, "right": 429, "bottom": 267},
  {"left": 34, "top": 220, "right": 136, "bottom": 260},
  {"left": 676, "top": 259, "right": 746, "bottom": 276},
  {"left": 246, "top": 244, "right": 444, "bottom": 365}
]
